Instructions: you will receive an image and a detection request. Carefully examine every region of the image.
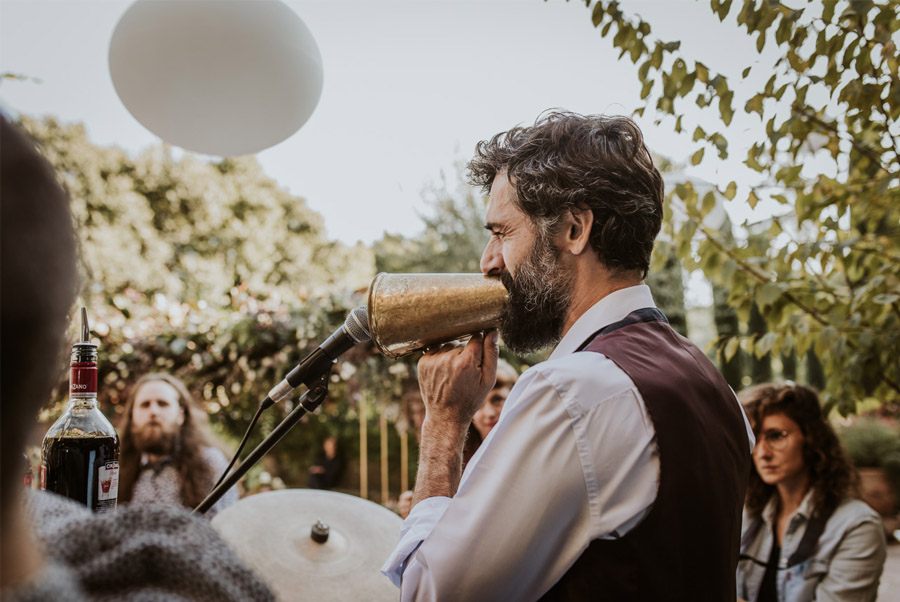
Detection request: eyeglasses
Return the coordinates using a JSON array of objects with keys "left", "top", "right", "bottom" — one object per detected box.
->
[{"left": 756, "top": 428, "right": 794, "bottom": 451}]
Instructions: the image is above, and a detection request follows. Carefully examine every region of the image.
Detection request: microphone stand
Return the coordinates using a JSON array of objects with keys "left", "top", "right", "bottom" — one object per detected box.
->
[{"left": 193, "top": 371, "right": 331, "bottom": 515}]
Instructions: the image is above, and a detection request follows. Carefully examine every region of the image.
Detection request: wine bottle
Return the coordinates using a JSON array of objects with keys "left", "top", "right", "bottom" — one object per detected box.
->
[{"left": 40, "top": 308, "right": 120, "bottom": 512}]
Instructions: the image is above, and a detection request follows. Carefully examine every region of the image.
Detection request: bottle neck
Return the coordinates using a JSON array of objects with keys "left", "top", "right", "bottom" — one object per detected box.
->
[
  {"left": 70, "top": 361, "right": 98, "bottom": 400},
  {"left": 69, "top": 396, "right": 99, "bottom": 410}
]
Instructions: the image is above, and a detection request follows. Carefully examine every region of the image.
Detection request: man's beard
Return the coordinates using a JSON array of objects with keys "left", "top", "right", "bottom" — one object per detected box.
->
[
  {"left": 499, "top": 233, "right": 573, "bottom": 354},
  {"left": 132, "top": 423, "right": 179, "bottom": 456}
]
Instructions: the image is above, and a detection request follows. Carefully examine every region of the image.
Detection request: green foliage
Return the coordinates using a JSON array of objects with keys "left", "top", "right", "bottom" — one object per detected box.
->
[
  {"left": 840, "top": 418, "right": 900, "bottom": 469},
  {"left": 23, "top": 116, "right": 385, "bottom": 488},
  {"left": 585, "top": 0, "right": 900, "bottom": 414},
  {"left": 647, "top": 241, "right": 688, "bottom": 336},
  {"left": 374, "top": 166, "right": 488, "bottom": 274},
  {"left": 840, "top": 418, "right": 900, "bottom": 497}
]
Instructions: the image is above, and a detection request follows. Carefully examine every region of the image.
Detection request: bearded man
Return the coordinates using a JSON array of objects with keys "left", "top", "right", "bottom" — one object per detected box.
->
[
  {"left": 118, "top": 373, "right": 237, "bottom": 516},
  {"left": 383, "top": 112, "right": 755, "bottom": 601}
]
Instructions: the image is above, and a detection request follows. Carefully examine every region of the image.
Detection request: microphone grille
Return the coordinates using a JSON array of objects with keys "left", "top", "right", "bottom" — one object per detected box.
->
[{"left": 344, "top": 306, "right": 371, "bottom": 344}]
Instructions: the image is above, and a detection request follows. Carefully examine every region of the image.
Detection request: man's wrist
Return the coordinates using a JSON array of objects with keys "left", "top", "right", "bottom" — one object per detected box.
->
[{"left": 420, "top": 417, "right": 467, "bottom": 453}]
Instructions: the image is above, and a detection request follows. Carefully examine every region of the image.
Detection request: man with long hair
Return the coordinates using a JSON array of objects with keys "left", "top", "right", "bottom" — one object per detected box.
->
[
  {"left": 118, "top": 373, "right": 237, "bottom": 516},
  {"left": 383, "top": 111, "right": 755, "bottom": 601}
]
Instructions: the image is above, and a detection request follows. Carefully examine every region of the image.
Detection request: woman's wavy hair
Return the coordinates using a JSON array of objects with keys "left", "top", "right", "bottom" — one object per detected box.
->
[
  {"left": 467, "top": 111, "right": 664, "bottom": 278},
  {"left": 117, "top": 373, "right": 225, "bottom": 508},
  {"left": 740, "top": 383, "right": 858, "bottom": 520}
]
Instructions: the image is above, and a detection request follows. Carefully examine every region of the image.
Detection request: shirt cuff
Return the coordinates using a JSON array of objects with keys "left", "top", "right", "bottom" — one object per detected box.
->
[{"left": 381, "top": 496, "right": 452, "bottom": 587}]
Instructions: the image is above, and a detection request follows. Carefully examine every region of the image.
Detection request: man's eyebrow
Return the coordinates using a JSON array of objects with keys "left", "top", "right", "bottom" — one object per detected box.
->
[{"left": 484, "top": 222, "right": 502, "bottom": 231}]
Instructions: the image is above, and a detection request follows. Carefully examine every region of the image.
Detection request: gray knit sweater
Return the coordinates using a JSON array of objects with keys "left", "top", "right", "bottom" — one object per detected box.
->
[{"left": 3, "top": 490, "right": 274, "bottom": 601}]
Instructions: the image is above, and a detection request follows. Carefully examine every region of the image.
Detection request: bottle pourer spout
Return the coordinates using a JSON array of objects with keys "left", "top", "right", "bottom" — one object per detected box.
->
[{"left": 80, "top": 307, "right": 90, "bottom": 343}]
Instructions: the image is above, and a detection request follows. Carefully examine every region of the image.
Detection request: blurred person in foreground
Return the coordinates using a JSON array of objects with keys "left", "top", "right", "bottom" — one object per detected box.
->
[
  {"left": 0, "top": 116, "right": 273, "bottom": 601},
  {"left": 736, "top": 383, "right": 886, "bottom": 602},
  {"left": 382, "top": 111, "right": 755, "bottom": 601},
  {"left": 117, "top": 373, "right": 237, "bottom": 517}
]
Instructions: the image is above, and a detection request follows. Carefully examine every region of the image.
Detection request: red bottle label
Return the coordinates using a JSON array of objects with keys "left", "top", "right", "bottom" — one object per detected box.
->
[{"left": 70, "top": 362, "right": 98, "bottom": 395}]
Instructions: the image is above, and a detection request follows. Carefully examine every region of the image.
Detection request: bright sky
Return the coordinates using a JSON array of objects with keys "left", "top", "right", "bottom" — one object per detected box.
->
[{"left": 1, "top": 0, "right": 780, "bottom": 249}]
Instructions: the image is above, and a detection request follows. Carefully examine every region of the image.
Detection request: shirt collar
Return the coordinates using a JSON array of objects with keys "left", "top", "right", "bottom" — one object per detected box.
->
[
  {"left": 549, "top": 284, "right": 657, "bottom": 360},
  {"left": 761, "top": 488, "right": 816, "bottom": 525}
]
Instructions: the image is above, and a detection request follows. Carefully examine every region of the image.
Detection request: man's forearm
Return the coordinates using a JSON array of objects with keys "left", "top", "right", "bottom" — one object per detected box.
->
[{"left": 412, "top": 419, "right": 467, "bottom": 505}]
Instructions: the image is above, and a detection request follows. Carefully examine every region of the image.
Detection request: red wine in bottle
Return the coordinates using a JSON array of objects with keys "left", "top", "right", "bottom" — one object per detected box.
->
[{"left": 40, "top": 308, "right": 120, "bottom": 512}]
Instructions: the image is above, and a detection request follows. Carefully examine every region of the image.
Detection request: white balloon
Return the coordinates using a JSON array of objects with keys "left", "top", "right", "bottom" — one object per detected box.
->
[{"left": 109, "top": 0, "right": 323, "bottom": 156}]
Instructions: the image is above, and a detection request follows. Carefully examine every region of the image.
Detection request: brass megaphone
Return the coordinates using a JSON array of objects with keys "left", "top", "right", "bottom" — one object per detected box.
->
[{"left": 367, "top": 273, "right": 509, "bottom": 358}]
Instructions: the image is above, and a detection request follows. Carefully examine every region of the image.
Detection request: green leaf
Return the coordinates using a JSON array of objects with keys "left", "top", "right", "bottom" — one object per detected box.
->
[
  {"left": 717, "top": 0, "right": 733, "bottom": 21},
  {"left": 748, "top": 190, "right": 760, "bottom": 208},
  {"left": 696, "top": 62, "right": 709, "bottom": 83},
  {"left": 591, "top": 2, "right": 605, "bottom": 27},
  {"left": 724, "top": 337, "right": 740, "bottom": 361},
  {"left": 692, "top": 125, "right": 707, "bottom": 142},
  {"left": 742, "top": 66, "right": 751, "bottom": 78},
  {"left": 691, "top": 147, "right": 705, "bottom": 165},
  {"left": 872, "top": 294, "right": 899, "bottom": 304},
  {"left": 755, "top": 332, "right": 777, "bottom": 358},
  {"left": 719, "top": 91, "right": 734, "bottom": 125},
  {"left": 724, "top": 181, "right": 737, "bottom": 200},
  {"left": 702, "top": 191, "right": 717, "bottom": 213},
  {"left": 745, "top": 93, "right": 764, "bottom": 116},
  {"left": 756, "top": 282, "right": 782, "bottom": 309}
]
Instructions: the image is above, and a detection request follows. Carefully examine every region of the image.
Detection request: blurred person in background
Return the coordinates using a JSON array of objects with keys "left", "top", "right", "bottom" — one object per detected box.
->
[
  {"left": 463, "top": 358, "right": 518, "bottom": 465},
  {"left": 0, "top": 115, "right": 272, "bottom": 601},
  {"left": 737, "top": 383, "right": 886, "bottom": 602},
  {"left": 118, "top": 373, "right": 237, "bottom": 517},
  {"left": 308, "top": 435, "right": 344, "bottom": 490}
]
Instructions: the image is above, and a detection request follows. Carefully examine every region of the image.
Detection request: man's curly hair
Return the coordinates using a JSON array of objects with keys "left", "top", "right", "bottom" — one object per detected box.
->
[
  {"left": 740, "top": 383, "right": 859, "bottom": 521},
  {"left": 467, "top": 111, "right": 664, "bottom": 277}
]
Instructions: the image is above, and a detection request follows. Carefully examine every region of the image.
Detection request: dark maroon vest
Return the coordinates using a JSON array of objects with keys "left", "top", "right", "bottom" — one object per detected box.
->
[{"left": 540, "top": 309, "right": 750, "bottom": 602}]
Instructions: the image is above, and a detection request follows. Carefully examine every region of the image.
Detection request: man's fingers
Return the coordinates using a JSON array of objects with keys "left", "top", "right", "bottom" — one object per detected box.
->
[
  {"left": 481, "top": 330, "right": 499, "bottom": 380},
  {"left": 464, "top": 332, "right": 484, "bottom": 367}
]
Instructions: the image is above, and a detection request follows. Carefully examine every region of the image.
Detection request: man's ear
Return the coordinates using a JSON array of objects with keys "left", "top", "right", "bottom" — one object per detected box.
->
[{"left": 558, "top": 206, "right": 593, "bottom": 255}]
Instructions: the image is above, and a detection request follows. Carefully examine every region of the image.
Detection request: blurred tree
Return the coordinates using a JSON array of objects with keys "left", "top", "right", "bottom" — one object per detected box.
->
[
  {"left": 22, "top": 116, "right": 374, "bottom": 315},
  {"left": 586, "top": 0, "right": 899, "bottom": 413},
  {"left": 374, "top": 166, "right": 488, "bottom": 274},
  {"left": 646, "top": 241, "right": 687, "bottom": 336},
  {"left": 713, "top": 281, "right": 744, "bottom": 389},
  {"left": 23, "top": 115, "right": 381, "bottom": 488}
]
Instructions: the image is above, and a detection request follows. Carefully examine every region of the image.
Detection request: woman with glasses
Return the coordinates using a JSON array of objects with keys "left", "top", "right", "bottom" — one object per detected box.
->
[{"left": 736, "top": 383, "right": 886, "bottom": 602}]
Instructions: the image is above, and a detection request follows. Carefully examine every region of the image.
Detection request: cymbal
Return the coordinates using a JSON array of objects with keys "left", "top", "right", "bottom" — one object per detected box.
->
[{"left": 212, "top": 489, "right": 402, "bottom": 601}]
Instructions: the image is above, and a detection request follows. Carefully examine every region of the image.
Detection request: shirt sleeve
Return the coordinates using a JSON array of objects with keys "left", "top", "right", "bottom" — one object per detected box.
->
[
  {"left": 381, "top": 496, "right": 452, "bottom": 587},
  {"left": 814, "top": 518, "right": 887, "bottom": 602},
  {"left": 383, "top": 368, "right": 594, "bottom": 602}
]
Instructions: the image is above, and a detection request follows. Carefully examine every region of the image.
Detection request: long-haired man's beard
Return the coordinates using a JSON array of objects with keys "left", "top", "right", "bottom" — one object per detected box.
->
[
  {"left": 132, "top": 423, "right": 179, "bottom": 456},
  {"left": 499, "top": 234, "right": 573, "bottom": 354}
]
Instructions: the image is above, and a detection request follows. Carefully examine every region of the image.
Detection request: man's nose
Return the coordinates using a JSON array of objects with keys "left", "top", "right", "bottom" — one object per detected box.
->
[{"left": 480, "top": 239, "right": 504, "bottom": 276}]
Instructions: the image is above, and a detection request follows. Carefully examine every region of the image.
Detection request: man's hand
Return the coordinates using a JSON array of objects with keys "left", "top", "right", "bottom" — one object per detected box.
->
[
  {"left": 411, "top": 331, "right": 499, "bottom": 506},
  {"left": 418, "top": 330, "right": 499, "bottom": 428}
]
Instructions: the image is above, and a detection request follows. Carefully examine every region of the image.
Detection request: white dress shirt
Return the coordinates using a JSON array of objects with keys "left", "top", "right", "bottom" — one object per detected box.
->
[{"left": 382, "top": 284, "right": 754, "bottom": 601}]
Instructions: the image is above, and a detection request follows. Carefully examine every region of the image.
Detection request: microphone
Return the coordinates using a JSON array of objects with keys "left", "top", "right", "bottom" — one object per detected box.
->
[{"left": 263, "top": 306, "right": 370, "bottom": 408}]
